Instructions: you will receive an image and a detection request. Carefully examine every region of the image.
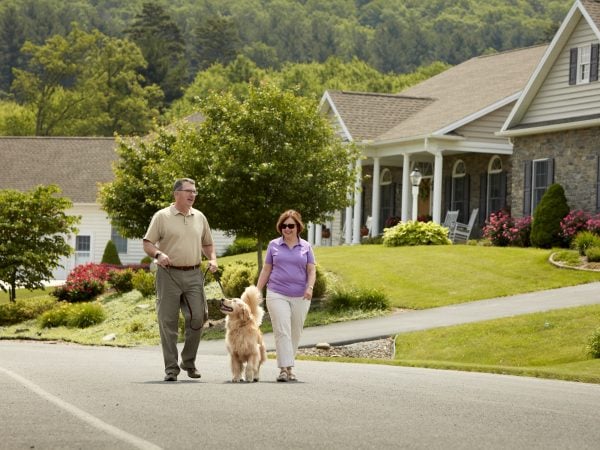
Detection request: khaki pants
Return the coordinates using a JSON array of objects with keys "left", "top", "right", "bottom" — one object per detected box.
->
[
  {"left": 155, "top": 267, "right": 206, "bottom": 375},
  {"left": 266, "top": 289, "right": 311, "bottom": 368}
]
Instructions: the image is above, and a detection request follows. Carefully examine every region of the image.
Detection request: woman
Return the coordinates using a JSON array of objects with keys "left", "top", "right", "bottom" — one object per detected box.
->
[{"left": 257, "top": 210, "right": 316, "bottom": 382}]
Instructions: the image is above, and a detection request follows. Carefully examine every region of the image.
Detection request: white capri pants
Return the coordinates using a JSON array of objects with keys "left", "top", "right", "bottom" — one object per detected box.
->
[{"left": 266, "top": 289, "right": 311, "bottom": 368}]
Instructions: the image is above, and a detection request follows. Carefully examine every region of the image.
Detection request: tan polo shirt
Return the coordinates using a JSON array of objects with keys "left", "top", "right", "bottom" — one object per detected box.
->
[{"left": 143, "top": 204, "right": 214, "bottom": 266}]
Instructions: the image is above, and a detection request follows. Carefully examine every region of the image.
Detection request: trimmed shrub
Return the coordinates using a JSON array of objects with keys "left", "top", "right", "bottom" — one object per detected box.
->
[
  {"left": 559, "top": 210, "right": 591, "bottom": 247},
  {"left": 51, "top": 263, "right": 110, "bottom": 303},
  {"left": 585, "top": 246, "right": 600, "bottom": 263},
  {"left": 483, "top": 210, "right": 532, "bottom": 247},
  {"left": 0, "top": 296, "right": 56, "bottom": 325},
  {"left": 326, "top": 286, "right": 390, "bottom": 312},
  {"left": 312, "top": 265, "right": 327, "bottom": 299},
  {"left": 132, "top": 270, "right": 155, "bottom": 298},
  {"left": 587, "top": 327, "right": 600, "bottom": 358},
  {"left": 530, "top": 184, "right": 570, "bottom": 248},
  {"left": 572, "top": 231, "right": 600, "bottom": 256},
  {"left": 221, "top": 262, "right": 258, "bottom": 298},
  {"left": 383, "top": 221, "right": 452, "bottom": 246},
  {"left": 38, "top": 301, "right": 105, "bottom": 328},
  {"left": 222, "top": 237, "right": 266, "bottom": 256},
  {"left": 108, "top": 268, "right": 135, "bottom": 294},
  {"left": 101, "top": 240, "right": 122, "bottom": 265}
]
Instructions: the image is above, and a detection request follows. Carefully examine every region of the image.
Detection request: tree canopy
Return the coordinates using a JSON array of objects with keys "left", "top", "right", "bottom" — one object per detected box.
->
[{"left": 0, "top": 185, "right": 80, "bottom": 301}]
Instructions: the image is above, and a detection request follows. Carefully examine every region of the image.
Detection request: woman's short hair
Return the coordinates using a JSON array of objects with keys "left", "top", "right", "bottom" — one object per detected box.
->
[{"left": 276, "top": 210, "right": 305, "bottom": 235}]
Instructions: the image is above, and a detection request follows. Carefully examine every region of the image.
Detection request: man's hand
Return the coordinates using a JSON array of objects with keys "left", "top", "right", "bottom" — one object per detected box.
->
[{"left": 208, "top": 259, "right": 218, "bottom": 273}]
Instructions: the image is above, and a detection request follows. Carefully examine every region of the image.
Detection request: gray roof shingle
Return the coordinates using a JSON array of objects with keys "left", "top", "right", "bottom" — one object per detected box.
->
[{"left": 0, "top": 137, "right": 117, "bottom": 203}]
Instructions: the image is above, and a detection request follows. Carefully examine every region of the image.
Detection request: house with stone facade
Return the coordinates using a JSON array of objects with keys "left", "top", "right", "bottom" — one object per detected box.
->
[
  {"left": 500, "top": 0, "right": 600, "bottom": 218},
  {"left": 0, "top": 136, "right": 232, "bottom": 280},
  {"left": 318, "top": 45, "right": 547, "bottom": 245},
  {"left": 316, "top": 0, "right": 600, "bottom": 247}
]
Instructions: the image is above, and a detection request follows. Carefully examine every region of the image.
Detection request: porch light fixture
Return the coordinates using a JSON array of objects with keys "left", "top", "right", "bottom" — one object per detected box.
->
[{"left": 410, "top": 168, "right": 422, "bottom": 221}]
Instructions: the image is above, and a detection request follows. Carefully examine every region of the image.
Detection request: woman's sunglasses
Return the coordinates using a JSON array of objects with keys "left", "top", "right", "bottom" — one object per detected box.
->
[{"left": 280, "top": 223, "right": 296, "bottom": 229}]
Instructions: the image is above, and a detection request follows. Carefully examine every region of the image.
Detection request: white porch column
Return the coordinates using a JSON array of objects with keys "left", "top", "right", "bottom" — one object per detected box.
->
[
  {"left": 352, "top": 160, "right": 362, "bottom": 244},
  {"left": 315, "top": 223, "right": 322, "bottom": 247},
  {"left": 371, "top": 157, "right": 381, "bottom": 236},
  {"left": 344, "top": 160, "right": 354, "bottom": 245},
  {"left": 308, "top": 222, "right": 316, "bottom": 245},
  {"left": 432, "top": 152, "right": 443, "bottom": 224},
  {"left": 401, "top": 154, "right": 411, "bottom": 222}
]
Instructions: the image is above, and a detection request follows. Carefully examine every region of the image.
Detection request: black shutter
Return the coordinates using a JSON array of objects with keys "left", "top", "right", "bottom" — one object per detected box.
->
[
  {"left": 463, "top": 173, "right": 471, "bottom": 224},
  {"left": 500, "top": 171, "right": 507, "bottom": 210},
  {"left": 523, "top": 160, "right": 532, "bottom": 216},
  {"left": 591, "top": 44, "right": 599, "bottom": 82},
  {"left": 479, "top": 173, "right": 487, "bottom": 224},
  {"left": 547, "top": 158, "right": 555, "bottom": 186},
  {"left": 569, "top": 48, "right": 578, "bottom": 85},
  {"left": 597, "top": 154, "right": 600, "bottom": 213},
  {"left": 444, "top": 175, "right": 452, "bottom": 214}
]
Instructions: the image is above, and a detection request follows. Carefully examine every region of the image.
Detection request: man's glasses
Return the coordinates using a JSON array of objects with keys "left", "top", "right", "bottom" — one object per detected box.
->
[
  {"left": 280, "top": 223, "right": 296, "bottom": 229},
  {"left": 177, "top": 189, "right": 198, "bottom": 195}
]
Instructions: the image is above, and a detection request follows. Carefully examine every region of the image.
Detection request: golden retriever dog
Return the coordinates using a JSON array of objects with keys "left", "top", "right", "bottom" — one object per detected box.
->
[{"left": 219, "top": 285, "right": 267, "bottom": 382}]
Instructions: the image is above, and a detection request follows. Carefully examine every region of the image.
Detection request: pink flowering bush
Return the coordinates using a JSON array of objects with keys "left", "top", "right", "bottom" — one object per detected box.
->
[
  {"left": 586, "top": 214, "right": 600, "bottom": 235},
  {"left": 52, "top": 263, "right": 111, "bottom": 303},
  {"left": 559, "top": 210, "right": 591, "bottom": 246},
  {"left": 482, "top": 210, "right": 532, "bottom": 247}
]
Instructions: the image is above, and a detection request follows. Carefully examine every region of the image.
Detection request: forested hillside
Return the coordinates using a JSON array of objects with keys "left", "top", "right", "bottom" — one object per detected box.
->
[{"left": 0, "top": 0, "right": 572, "bottom": 136}]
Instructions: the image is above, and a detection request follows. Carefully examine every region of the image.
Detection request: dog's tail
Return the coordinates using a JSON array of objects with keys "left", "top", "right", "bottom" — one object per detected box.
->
[{"left": 242, "top": 285, "right": 265, "bottom": 326}]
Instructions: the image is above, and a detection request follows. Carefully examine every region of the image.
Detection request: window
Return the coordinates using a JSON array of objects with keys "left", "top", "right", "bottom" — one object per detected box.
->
[
  {"left": 532, "top": 159, "right": 552, "bottom": 212},
  {"left": 111, "top": 226, "right": 128, "bottom": 254},
  {"left": 569, "top": 44, "right": 599, "bottom": 85},
  {"left": 75, "top": 235, "right": 91, "bottom": 266}
]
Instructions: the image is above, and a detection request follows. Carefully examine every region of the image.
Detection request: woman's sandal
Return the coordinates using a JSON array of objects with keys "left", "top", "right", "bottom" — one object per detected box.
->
[
  {"left": 277, "top": 370, "right": 289, "bottom": 382},
  {"left": 287, "top": 371, "right": 297, "bottom": 382}
]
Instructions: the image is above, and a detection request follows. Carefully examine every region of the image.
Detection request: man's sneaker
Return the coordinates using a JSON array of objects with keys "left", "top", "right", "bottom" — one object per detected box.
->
[
  {"left": 164, "top": 373, "right": 177, "bottom": 382},
  {"left": 180, "top": 364, "right": 201, "bottom": 379}
]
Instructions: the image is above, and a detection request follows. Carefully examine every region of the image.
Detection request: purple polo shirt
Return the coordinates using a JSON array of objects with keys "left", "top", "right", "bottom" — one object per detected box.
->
[{"left": 265, "top": 237, "right": 315, "bottom": 297}]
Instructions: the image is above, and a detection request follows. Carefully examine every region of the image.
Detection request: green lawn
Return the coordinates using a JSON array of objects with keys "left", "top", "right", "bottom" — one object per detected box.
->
[
  {"left": 2, "top": 245, "right": 600, "bottom": 383},
  {"left": 225, "top": 245, "right": 600, "bottom": 308}
]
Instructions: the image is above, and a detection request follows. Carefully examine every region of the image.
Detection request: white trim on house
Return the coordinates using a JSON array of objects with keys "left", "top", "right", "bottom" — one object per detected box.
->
[{"left": 319, "top": 92, "right": 353, "bottom": 142}]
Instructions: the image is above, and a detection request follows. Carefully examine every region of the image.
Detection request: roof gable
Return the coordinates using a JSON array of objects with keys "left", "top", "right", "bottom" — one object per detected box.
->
[
  {"left": 502, "top": 0, "right": 600, "bottom": 133},
  {"left": 319, "top": 91, "right": 434, "bottom": 142},
  {"left": 0, "top": 137, "right": 117, "bottom": 203}
]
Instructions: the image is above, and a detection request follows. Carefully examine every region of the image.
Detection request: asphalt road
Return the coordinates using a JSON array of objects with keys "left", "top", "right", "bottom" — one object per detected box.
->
[{"left": 1, "top": 340, "right": 600, "bottom": 450}]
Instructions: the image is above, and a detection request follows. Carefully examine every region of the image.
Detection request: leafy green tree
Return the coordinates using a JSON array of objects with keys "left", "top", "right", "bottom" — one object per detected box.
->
[
  {"left": 0, "top": 5, "right": 26, "bottom": 94},
  {"left": 0, "top": 100, "right": 35, "bottom": 135},
  {"left": 174, "top": 83, "right": 360, "bottom": 268},
  {"left": 126, "top": 2, "right": 187, "bottom": 105},
  {"left": 99, "top": 133, "right": 177, "bottom": 239},
  {"left": 10, "top": 26, "right": 160, "bottom": 136},
  {"left": 193, "top": 14, "right": 241, "bottom": 71},
  {"left": 0, "top": 185, "right": 80, "bottom": 302}
]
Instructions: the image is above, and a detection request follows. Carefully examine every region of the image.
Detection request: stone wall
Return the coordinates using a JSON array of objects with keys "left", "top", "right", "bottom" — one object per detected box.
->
[{"left": 511, "top": 127, "right": 600, "bottom": 218}]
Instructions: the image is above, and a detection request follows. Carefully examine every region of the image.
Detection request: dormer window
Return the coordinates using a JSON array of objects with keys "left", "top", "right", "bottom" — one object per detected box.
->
[{"left": 569, "top": 43, "right": 599, "bottom": 85}]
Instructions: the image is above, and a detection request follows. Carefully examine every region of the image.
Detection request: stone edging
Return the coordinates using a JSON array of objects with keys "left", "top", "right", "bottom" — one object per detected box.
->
[{"left": 548, "top": 252, "right": 600, "bottom": 272}]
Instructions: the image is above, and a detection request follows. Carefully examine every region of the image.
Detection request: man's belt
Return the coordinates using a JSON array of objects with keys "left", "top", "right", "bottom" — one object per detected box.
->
[{"left": 168, "top": 265, "right": 200, "bottom": 271}]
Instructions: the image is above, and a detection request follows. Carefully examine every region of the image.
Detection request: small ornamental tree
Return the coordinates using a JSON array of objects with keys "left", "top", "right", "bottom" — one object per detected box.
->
[
  {"left": 0, "top": 185, "right": 80, "bottom": 301},
  {"left": 530, "top": 184, "right": 570, "bottom": 248}
]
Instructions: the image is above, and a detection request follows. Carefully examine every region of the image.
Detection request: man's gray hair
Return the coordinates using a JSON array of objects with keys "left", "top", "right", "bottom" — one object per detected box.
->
[{"left": 173, "top": 178, "right": 195, "bottom": 192}]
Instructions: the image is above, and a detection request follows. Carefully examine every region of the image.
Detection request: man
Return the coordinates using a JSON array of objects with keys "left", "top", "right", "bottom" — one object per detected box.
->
[{"left": 143, "top": 178, "right": 218, "bottom": 381}]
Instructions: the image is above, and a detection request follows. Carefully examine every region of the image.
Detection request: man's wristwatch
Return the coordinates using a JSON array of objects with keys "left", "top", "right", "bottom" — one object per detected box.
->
[{"left": 154, "top": 251, "right": 161, "bottom": 259}]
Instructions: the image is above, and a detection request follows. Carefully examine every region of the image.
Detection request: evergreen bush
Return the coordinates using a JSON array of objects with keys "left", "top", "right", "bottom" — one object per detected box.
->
[
  {"left": 0, "top": 296, "right": 56, "bottom": 325},
  {"left": 530, "top": 184, "right": 570, "bottom": 248},
  {"left": 101, "top": 240, "right": 122, "bottom": 265},
  {"left": 312, "top": 265, "right": 327, "bottom": 299},
  {"left": 587, "top": 327, "right": 600, "bottom": 358},
  {"left": 326, "top": 286, "right": 390, "bottom": 312},
  {"left": 585, "top": 246, "right": 600, "bottom": 263},
  {"left": 108, "top": 268, "right": 135, "bottom": 294}
]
